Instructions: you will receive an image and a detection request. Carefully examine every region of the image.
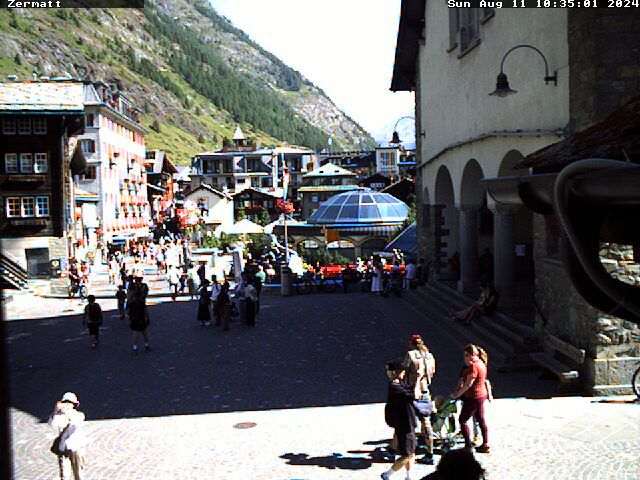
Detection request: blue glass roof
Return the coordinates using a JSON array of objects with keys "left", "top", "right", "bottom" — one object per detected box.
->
[{"left": 307, "top": 189, "right": 409, "bottom": 225}]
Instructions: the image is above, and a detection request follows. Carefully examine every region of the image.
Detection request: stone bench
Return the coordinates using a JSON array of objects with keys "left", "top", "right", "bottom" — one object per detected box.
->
[{"left": 530, "top": 334, "right": 586, "bottom": 389}]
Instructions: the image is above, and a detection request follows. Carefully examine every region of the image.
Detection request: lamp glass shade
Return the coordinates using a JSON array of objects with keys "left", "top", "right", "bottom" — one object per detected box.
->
[
  {"left": 490, "top": 72, "right": 517, "bottom": 97},
  {"left": 390, "top": 131, "right": 401, "bottom": 144}
]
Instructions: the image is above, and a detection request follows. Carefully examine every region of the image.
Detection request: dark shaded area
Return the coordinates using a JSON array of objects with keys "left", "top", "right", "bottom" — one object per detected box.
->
[{"left": 8, "top": 292, "right": 559, "bottom": 423}]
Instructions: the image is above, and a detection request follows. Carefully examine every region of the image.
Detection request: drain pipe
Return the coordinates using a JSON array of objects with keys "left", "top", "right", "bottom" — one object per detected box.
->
[{"left": 553, "top": 158, "right": 640, "bottom": 319}]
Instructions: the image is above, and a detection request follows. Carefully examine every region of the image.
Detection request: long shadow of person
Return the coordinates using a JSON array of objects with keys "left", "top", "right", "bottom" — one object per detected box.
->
[{"left": 281, "top": 453, "right": 372, "bottom": 470}]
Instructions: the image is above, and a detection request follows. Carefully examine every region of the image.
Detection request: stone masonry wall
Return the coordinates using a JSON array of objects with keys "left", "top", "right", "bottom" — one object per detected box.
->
[
  {"left": 533, "top": 214, "right": 640, "bottom": 394},
  {"left": 568, "top": 10, "right": 640, "bottom": 132}
]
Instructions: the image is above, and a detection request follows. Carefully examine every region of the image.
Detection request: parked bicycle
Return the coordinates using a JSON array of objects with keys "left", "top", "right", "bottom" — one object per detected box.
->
[{"left": 295, "top": 271, "right": 339, "bottom": 294}]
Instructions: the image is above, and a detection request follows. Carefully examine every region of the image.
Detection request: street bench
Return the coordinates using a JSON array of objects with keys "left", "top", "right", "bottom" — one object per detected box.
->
[{"left": 530, "top": 334, "right": 586, "bottom": 389}]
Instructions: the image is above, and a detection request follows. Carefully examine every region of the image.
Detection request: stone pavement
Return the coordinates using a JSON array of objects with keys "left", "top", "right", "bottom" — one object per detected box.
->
[{"left": 6, "top": 291, "right": 640, "bottom": 479}]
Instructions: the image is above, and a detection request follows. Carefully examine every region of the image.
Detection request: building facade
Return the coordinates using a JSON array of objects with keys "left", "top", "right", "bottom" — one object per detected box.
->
[
  {"left": 299, "top": 163, "right": 360, "bottom": 219},
  {"left": 145, "top": 149, "right": 177, "bottom": 225},
  {"left": 392, "top": 3, "right": 640, "bottom": 394},
  {"left": 0, "top": 80, "right": 86, "bottom": 292},
  {"left": 73, "top": 81, "right": 150, "bottom": 253}
]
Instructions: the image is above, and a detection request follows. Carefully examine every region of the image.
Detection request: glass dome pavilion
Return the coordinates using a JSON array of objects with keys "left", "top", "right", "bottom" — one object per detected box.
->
[{"left": 307, "top": 190, "right": 409, "bottom": 225}]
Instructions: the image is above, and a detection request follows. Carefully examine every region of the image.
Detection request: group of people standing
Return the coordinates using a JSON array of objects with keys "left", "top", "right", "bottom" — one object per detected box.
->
[
  {"left": 195, "top": 269, "right": 263, "bottom": 330},
  {"left": 382, "top": 335, "right": 491, "bottom": 480}
]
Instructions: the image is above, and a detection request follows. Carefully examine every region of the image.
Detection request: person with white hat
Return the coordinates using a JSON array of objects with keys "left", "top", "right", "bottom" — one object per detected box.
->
[{"left": 49, "top": 392, "right": 86, "bottom": 480}]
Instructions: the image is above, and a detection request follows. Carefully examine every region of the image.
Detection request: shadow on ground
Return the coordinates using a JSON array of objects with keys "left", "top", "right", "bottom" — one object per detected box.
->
[{"left": 7, "top": 292, "right": 561, "bottom": 422}]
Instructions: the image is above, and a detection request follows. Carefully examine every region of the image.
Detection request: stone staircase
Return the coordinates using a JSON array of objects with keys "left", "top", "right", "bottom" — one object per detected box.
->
[
  {"left": 404, "top": 282, "right": 543, "bottom": 372},
  {"left": 0, "top": 251, "right": 28, "bottom": 290}
]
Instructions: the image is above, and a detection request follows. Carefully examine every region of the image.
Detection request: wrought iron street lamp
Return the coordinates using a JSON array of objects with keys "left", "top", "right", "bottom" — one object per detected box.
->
[{"left": 490, "top": 44, "right": 558, "bottom": 97}]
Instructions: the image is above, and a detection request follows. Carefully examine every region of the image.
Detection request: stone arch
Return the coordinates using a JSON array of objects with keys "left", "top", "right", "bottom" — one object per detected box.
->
[
  {"left": 434, "top": 165, "right": 459, "bottom": 275},
  {"left": 296, "top": 237, "right": 322, "bottom": 250},
  {"left": 422, "top": 186, "right": 431, "bottom": 205},
  {"left": 498, "top": 149, "right": 525, "bottom": 177},
  {"left": 460, "top": 159, "right": 485, "bottom": 209}
]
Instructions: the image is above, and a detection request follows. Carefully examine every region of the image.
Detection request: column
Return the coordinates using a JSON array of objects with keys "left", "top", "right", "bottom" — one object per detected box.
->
[
  {"left": 458, "top": 207, "right": 479, "bottom": 293},
  {"left": 492, "top": 205, "right": 518, "bottom": 302}
]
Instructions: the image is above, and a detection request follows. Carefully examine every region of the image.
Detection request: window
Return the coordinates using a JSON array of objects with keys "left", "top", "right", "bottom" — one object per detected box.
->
[
  {"left": 21, "top": 197, "right": 35, "bottom": 217},
  {"left": 33, "top": 118, "right": 47, "bottom": 134},
  {"left": 81, "top": 139, "right": 96, "bottom": 154},
  {"left": 85, "top": 114, "right": 95, "bottom": 127},
  {"left": 82, "top": 166, "right": 97, "bottom": 180},
  {"left": 2, "top": 118, "right": 16, "bottom": 135},
  {"left": 36, "top": 196, "right": 50, "bottom": 217},
  {"left": 20, "top": 153, "right": 33, "bottom": 173},
  {"left": 18, "top": 118, "right": 31, "bottom": 135},
  {"left": 5, "top": 153, "right": 18, "bottom": 173},
  {"left": 6, "top": 197, "right": 20, "bottom": 217},
  {"left": 449, "top": 9, "right": 482, "bottom": 55},
  {"left": 34, "top": 153, "right": 48, "bottom": 173},
  {"left": 311, "top": 195, "right": 318, "bottom": 203}
]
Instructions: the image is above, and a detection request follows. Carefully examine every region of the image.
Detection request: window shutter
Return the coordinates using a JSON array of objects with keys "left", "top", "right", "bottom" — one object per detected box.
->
[{"left": 448, "top": 9, "right": 459, "bottom": 51}]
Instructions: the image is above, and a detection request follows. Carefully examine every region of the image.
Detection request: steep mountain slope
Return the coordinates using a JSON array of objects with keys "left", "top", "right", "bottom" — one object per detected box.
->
[{"left": 0, "top": 1, "right": 375, "bottom": 163}]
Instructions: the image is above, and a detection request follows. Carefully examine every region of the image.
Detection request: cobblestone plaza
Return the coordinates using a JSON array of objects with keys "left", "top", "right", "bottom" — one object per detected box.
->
[{"left": 7, "top": 292, "right": 640, "bottom": 479}]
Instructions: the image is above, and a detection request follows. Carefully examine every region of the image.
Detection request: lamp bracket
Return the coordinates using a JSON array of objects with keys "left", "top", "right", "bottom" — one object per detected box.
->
[{"left": 500, "top": 44, "right": 557, "bottom": 86}]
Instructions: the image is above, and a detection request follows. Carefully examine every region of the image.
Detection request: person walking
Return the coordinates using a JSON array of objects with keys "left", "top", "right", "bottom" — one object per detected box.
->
[
  {"left": 127, "top": 276, "right": 151, "bottom": 355},
  {"left": 82, "top": 295, "right": 103, "bottom": 349},
  {"left": 167, "top": 265, "right": 180, "bottom": 301},
  {"left": 234, "top": 271, "right": 247, "bottom": 324},
  {"left": 371, "top": 257, "right": 384, "bottom": 294},
  {"left": 197, "top": 279, "right": 212, "bottom": 326},
  {"left": 403, "top": 334, "right": 436, "bottom": 465},
  {"left": 216, "top": 281, "right": 232, "bottom": 331},
  {"left": 115, "top": 285, "right": 127, "bottom": 320},
  {"left": 451, "top": 344, "right": 490, "bottom": 453},
  {"left": 210, "top": 275, "right": 220, "bottom": 320},
  {"left": 245, "top": 278, "right": 259, "bottom": 327},
  {"left": 187, "top": 263, "right": 199, "bottom": 300},
  {"left": 381, "top": 359, "right": 418, "bottom": 480},
  {"left": 49, "top": 392, "right": 86, "bottom": 480}
]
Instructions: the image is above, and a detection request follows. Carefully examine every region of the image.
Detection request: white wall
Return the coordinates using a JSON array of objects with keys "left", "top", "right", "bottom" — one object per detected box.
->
[
  {"left": 418, "top": 4, "right": 570, "bottom": 190},
  {"left": 1, "top": 237, "right": 53, "bottom": 268}
]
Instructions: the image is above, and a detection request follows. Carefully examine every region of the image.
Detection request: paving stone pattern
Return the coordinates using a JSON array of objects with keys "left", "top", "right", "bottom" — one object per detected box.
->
[{"left": 7, "top": 291, "right": 640, "bottom": 479}]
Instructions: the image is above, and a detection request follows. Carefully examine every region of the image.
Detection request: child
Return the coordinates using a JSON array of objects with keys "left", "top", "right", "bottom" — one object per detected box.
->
[
  {"left": 82, "top": 295, "right": 103, "bottom": 349},
  {"left": 115, "top": 285, "right": 127, "bottom": 320}
]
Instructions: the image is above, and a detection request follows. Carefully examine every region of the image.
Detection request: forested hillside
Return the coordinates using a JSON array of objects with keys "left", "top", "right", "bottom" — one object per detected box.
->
[{"left": 0, "top": 0, "right": 374, "bottom": 162}]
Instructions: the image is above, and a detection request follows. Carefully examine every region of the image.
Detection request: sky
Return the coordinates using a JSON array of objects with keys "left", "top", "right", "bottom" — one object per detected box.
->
[{"left": 209, "top": 0, "right": 415, "bottom": 141}]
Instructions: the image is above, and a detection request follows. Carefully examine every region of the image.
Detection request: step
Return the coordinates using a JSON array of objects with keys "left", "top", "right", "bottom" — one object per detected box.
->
[
  {"left": 410, "top": 286, "right": 540, "bottom": 370},
  {"left": 406, "top": 289, "right": 513, "bottom": 367},
  {"left": 426, "top": 284, "right": 539, "bottom": 353},
  {"left": 434, "top": 282, "right": 540, "bottom": 343}
]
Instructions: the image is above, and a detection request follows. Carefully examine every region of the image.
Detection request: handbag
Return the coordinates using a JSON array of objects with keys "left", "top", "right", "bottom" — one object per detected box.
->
[
  {"left": 50, "top": 426, "right": 70, "bottom": 457},
  {"left": 413, "top": 399, "right": 435, "bottom": 417}
]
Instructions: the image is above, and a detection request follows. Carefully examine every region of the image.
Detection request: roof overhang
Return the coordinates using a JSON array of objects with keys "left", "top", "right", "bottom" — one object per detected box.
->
[{"left": 390, "top": 0, "right": 425, "bottom": 92}]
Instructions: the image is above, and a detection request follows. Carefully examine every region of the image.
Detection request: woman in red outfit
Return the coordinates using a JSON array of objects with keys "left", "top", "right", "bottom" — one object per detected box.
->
[{"left": 451, "top": 344, "right": 490, "bottom": 453}]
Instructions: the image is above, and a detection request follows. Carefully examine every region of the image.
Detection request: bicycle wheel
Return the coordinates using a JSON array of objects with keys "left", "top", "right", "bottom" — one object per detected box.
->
[{"left": 632, "top": 365, "right": 640, "bottom": 398}]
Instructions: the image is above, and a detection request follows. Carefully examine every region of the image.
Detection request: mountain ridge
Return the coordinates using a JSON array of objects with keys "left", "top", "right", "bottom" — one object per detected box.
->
[{"left": 0, "top": 1, "right": 375, "bottom": 163}]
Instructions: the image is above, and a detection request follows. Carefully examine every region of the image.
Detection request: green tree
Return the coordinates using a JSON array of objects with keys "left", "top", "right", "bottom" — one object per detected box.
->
[
  {"left": 14, "top": 53, "right": 22, "bottom": 66},
  {"left": 236, "top": 207, "right": 246, "bottom": 221},
  {"left": 151, "top": 119, "right": 161, "bottom": 132},
  {"left": 197, "top": 134, "right": 206, "bottom": 144}
]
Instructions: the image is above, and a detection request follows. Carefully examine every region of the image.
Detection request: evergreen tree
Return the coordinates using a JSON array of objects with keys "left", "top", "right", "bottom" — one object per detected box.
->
[
  {"left": 14, "top": 53, "right": 22, "bottom": 66},
  {"left": 151, "top": 119, "right": 161, "bottom": 132}
]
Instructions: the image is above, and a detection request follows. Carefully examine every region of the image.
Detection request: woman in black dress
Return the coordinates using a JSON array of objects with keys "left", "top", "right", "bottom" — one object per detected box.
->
[{"left": 197, "top": 279, "right": 211, "bottom": 326}]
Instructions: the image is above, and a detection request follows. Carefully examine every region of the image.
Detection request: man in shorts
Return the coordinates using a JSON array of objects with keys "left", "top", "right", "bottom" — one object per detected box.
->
[{"left": 381, "top": 359, "right": 418, "bottom": 480}]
